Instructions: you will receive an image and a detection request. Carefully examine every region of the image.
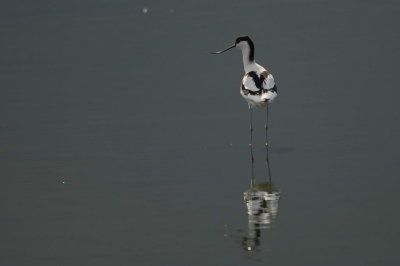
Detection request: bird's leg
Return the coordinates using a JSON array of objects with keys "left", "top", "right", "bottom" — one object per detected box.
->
[
  {"left": 249, "top": 105, "right": 254, "bottom": 147},
  {"left": 265, "top": 106, "right": 272, "bottom": 181},
  {"left": 264, "top": 106, "right": 269, "bottom": 147},
  {"left": 249, "top": 105, "right": 255, "bottom": 182}
]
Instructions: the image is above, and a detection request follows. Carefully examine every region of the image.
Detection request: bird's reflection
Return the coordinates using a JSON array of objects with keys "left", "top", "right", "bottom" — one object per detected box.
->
[{"left": 242, "top": 145, "right": 280, "bottom": 252}]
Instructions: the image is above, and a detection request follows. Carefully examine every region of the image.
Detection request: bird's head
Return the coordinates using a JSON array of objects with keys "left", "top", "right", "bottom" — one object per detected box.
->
[
  {"left": 234, "top": 36, "right": 253, "bottom": 50},
  {"left": 212, "top": 35, "right": 254, "bottom": 61}
]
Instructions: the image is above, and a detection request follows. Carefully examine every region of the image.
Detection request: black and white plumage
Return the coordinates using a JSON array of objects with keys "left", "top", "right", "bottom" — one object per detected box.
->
[
  {"left": 213, "top": 36, "right": 278, "bottom": 178},
  {"left": 213, "top": 36, "right": 278, "bottom": 108}
]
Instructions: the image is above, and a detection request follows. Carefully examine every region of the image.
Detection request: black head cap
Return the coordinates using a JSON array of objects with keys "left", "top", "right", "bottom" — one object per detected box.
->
[
  {"left": 235, "top": 35, "right": 255, "bottom": 61},
  {"left": 235, "top": 35, "right": 252, "bottom": 44}
]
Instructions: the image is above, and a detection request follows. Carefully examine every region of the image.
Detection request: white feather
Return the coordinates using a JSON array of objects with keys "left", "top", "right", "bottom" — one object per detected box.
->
[{"left": 264, "top": 74, "right": 275, "bottom": 90}]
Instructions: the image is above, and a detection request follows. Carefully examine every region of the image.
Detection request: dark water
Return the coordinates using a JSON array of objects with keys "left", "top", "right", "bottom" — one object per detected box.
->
[{"left": 1, "top": 0, "right": 399, "bottom": 265}]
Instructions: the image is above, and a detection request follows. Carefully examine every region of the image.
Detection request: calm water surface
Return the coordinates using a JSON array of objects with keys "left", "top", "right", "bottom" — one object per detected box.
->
[{"left": 1, "top": 1, "right": 399, "bottom": 265}]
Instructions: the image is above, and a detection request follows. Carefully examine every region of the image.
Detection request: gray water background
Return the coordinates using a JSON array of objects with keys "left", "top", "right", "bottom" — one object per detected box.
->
[{"left": 1, "top": 0, "right": 399, "bottom": 265}]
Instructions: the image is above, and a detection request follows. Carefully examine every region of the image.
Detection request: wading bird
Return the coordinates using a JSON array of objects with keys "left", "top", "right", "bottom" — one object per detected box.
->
[
  {"left": 212, "top": 36, "right": 277, "bottom": 173},
  {"left": 212, "top": 36, "right": 277, "bottom": 144}
]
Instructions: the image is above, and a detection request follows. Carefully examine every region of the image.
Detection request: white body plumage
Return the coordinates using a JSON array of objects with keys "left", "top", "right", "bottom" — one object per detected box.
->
[{"left": 240, "top": 66, "right": 277, "bottom": 108}]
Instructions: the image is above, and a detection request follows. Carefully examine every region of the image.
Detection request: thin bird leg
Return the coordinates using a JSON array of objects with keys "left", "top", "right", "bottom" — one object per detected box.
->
[
  {"left": 249, "top": 105, "right": 255, "bottom": 183},
  {"left": 249, "top": 105, "right": 254, "bottom": 147},
  {"left": 265, "top": 106, "right": 272, "bottom": 182},
  {"left": 265, "top": 105, "right": 269, "bottom": 147}
]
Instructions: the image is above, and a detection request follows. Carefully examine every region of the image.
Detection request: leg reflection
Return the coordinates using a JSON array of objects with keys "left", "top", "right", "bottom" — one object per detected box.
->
[{"left": 242, "top": 140, "right": 280, "bottom": 252}]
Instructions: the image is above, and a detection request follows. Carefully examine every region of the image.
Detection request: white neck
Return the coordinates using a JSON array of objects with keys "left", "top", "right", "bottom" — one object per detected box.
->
[
  {"left": 240, "top": 45, "right": 256, "bottom": 73},
  {"left": 243, "top": 56, "right": 256, "bottom": 73}
]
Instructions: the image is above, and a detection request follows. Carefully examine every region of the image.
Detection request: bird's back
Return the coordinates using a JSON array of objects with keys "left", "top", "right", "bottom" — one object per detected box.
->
[{"left": 240, "top": 67, "right": 277, "bottom": 108}]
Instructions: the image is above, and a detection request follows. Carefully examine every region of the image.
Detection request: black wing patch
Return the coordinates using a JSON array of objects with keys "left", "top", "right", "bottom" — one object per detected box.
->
[{"left": 247, "top": 71, "right": 265, "bottom": 89}]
